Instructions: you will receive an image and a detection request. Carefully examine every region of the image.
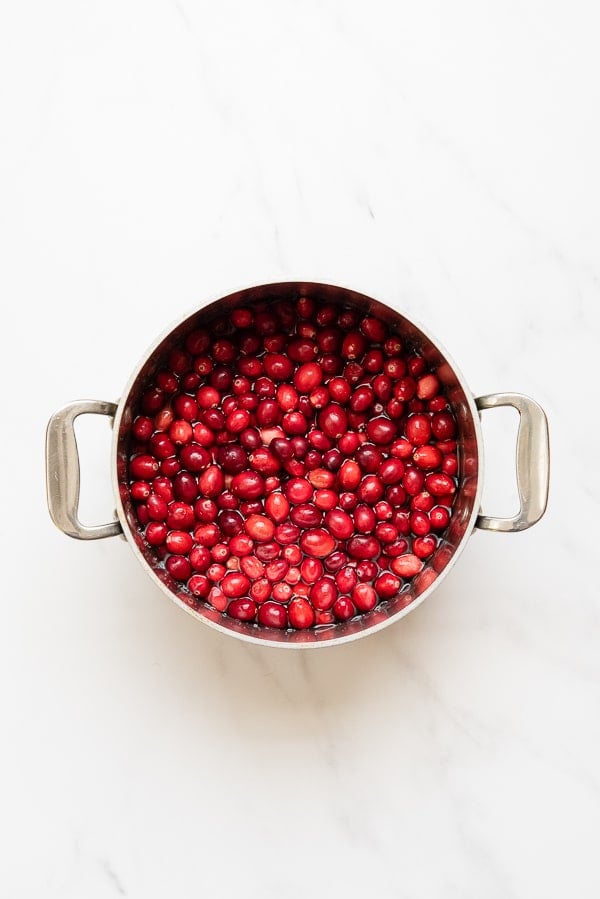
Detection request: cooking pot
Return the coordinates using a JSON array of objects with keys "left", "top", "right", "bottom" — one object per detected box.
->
[{"left": 45, "top": 282, "right": 549, "bottom": 647}]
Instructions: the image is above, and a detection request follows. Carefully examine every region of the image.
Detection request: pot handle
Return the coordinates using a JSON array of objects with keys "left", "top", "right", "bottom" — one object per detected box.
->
[
  {"left": 475, "top": 392, "right": 549, "bottom": 532},
  {"left": 45, "top": 400, "right": 123, "bottom": 540}
]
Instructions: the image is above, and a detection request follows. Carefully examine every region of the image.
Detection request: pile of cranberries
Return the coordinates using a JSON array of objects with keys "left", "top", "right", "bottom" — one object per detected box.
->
[{"left": 127, "top": 296, "right": 458, "bottom": 630}]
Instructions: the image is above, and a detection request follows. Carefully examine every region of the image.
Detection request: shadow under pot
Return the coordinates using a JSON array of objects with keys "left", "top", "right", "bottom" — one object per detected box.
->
[{"left": 46, "top": 282, "right": 549, "bottom": 647}]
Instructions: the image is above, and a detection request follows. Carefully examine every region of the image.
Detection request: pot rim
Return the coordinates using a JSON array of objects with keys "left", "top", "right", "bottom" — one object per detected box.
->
[{"left": 110, "top": 281, "right": 485, "bottom": 649}]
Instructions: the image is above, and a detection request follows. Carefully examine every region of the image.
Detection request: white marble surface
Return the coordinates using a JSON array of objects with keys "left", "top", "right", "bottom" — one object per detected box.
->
[{"left": 1, "top": 1, "right": 599, "bottom": 896}]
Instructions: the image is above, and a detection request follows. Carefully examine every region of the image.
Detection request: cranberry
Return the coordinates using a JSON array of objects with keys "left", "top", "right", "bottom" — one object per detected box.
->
[
  {"left": 130, "top": 454, "right": 159, "bottom": 480},
  {"left": 190, "top": 545, "right": 211, "bottom": 571},
  {"left": 335, "top": 566, "right": 357, "bottom": 593},
  {"left": 188, "top": 574, "right": 210, "bottom": 597},
  {"left": 442, "top": 454, "right": 458, "bottom": 477},
  {"left": 347, "top": 536, "right": 380, "bottom": 560},
  {"left": 284, "top": 477, "right": 314, "bottom": 504},
  {"left": 275, "top": 523, "right": 301, "bottom": 545},
  {"left": 367, "top": 418, "right": 398, "bottom": 445},
  {"left": 374, "top": 572, "right": 401, "bottom": 599},
  {"left": 413, "top": 535, "right": 437, "bottom": 559},
  {"left": 245, "top": 515, "right": 275, "bottom": 542},
  {"left": 391, "top": 554, "right": 423, "bottom": 577},
  {"left": 324, "top": 509, "right": 354, "bottom": 539},
  {"left": 264, "top": 353, "right": 294, "bottom": 381},
  {"left": 352, "top": 584, "right": 377, "bottom": 612},
  {"left": 301, "top": 557, "right": 323, "bottom": 583},
  {"left": 287, "top": 338, "right": 318, "bottom": 363},
  {"left": 378, "top": 458, "right": 405, "bottom": 484},
  {"left": 413, "top": 445, "right": 443, "bottom": 470},
  {"left": 166, "top": 555, "right": 192, "bottom": 581},
  {"left": 166, "top": 530, "right": 193, "bottom": 555},
  {"left": 132, "top": 416, "right": 154, "bottom": 442},
  {"left": 257, "top": 602, "right": 288, "bottom": 628},
  {"left": 354, "top": 504, "right": 376, "bottom": 533},
  {"left": 199, "top": 465, "right": 225, "bottom": 498},
  {"left": 288, "top": 598, "right": 315, "bottom": 629},
  {"left": 282, "top": 411, "right": 308, "bottom": 435},
  {"left": 431, "top": 412, "right": 457, "bottom": 440},
  {"left": 290, "top": 504, "right": 323, "bottom": 528},
  {"left": 318, "top": 404, "right": 348, "bottom": 439},
  {"left": 146, "top": 522, "right": 167, "bottom": 545},
  {"left": 338, "top": 459, "right": 362, "bottom": 490},
  {"left": 332, "top": 596, "right": 356, "bottom": 621},
  {"left": 166, "top": 502, "right": 195, "bottom": 530},
  {"left": 131, "top": 481, "right": 151, "bottom": 502},
  {"left": 430, "top": 506, "right": 450, "bottom": 530},
  {"left": 300, "top": 529, "right": 336, "bottom": 558},
  {"left": 231, "top": 470, "right": 265, "bottom": 499},
  {"left": 220, "top": 572, "right": 251, "bottom": 598},
  {"left": 310, "top": 577, "right": 338, "bottom": 611},
  {"left": 356, "top": 475, "right": 384, "bottom": 504},
  {"left": 425, "top": 472, "right": 456, "bottom": 496}
]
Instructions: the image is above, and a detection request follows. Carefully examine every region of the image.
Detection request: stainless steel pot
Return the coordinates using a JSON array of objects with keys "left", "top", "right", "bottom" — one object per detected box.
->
[{"left": 45, "top": 282, "right": 550, "bottom": 647}]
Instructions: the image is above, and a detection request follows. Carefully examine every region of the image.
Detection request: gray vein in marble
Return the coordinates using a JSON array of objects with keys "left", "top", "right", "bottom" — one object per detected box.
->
[
  {"left": 99, "top": 857, "right": 127, "bottom": 895},
  {"left": 386, "top": 643, "right": 491, "bottom": 749}
]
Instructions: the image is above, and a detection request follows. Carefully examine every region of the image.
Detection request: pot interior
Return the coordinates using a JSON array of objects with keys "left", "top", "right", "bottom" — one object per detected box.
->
[{"left": 114, "top": 282, "right": 481, "bottom": 646}]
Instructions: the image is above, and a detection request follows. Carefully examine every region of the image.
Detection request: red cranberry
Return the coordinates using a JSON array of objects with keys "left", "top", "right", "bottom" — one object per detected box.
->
[
  {"left": 416, "top": 373, "right": 440, "bottom": 400},
  {"left": 218, "top": 510, "right": 244, "bottom": 536},
  {"left": 131, "top": 481, "right": 151, "bottom": 501},
  {"left": 244, "top": 515, "right": 275, "bottom": 542},
  {"left": 431, "top": 412, "right": 456, "bottom": 440},
  {"left": 130, "top": 454, "right": 159, "bottom": 480},
  {"left": 354, "top": 504, "right": 376, "bottom": 533},
  {"left": 166, "top": 555, "right": 192, "bottom": 581},
  {"left": 287, "top": 338, "right": 318, "bottom": 362},
  {"left": 323, "top": 551, "right": 348, "bottom": 573},
  {"left": 310, "top": 577, "right": 338, "bottom": 611},
  {"left": 338, "top": 460, "right": 362, "bottom": 490},
  {"left": 352, "top": 584, "right": 377, "bottom": 612},
  {"left": 132, "top": 416, "right": 154, "bottom": 442},
  {"left": 317, "top": 404, "right": 348, "bottom": 439},
  {"left": 335, "top": 566, "right": 357, "bottom": 593},
  {"left": 347, "top": 536, "right": 379, "bottom": 560},
  {"left": 413, "top": 535, "right": 437, "bottom": 559},
  {"left": 188, "top": 574, "right": 210, "bottom": 597},
  {"left": 374, "top": 572, "right": 401, "bottom": 599},
  {"left": 430, "top": 506, "right": 451, "bottom": 530},
  {"left": 356, "top": 476, "right": 384, "bottom": 504},
  {"left": 378, "top": 458, "right": 405, "bottom": 484},
  {"left": 410, "top": 511, "right": 431, "bottom": 536},
  {"left": 442, "top": 454, "right": 458, "bottom": 477},
  {"left": 284, "top": 478, "right": 313, "bottom": 504},
  {"left": 275, "top": 523, "right": 301, "bottom": 545},
  {"left": 221, "top": 572, "right": 251, "bottom": 598},
  {"left": 199, "top": 465, "right": 225, "bottom": 498},
  {"left": 257, "top": 601, "right": 288, "bottom": 628},
  {"left": 263, "top": 353, "right": 294, "bottom": 381},
  {"left": 425, "top": 472, "right": 456, "bottom": 496},
  {"left": 323, "top": 509, "right": 354, "bottom": 539},
  {"left": 146, "top": 522, "right": 167, "bottom": 545},
  {"left": 190, "top": 545, "right": 211, "bottom": 571},
  {"left": 300, "top": 529, "right": 336, "bottom": 558},
  {"left": 282, "top": 412, "right": 308, "bottom": 435},
  {"left": 231, "top": 470, "right": 265, "bottom": 499},
  {"left": 166, "top": 502, "right": 195, "bottom": 530},
  {"left": 290, "top": 504, "right": 323, "bottom": 528},
  {"left": 288, "top": 598, "right": 315, "bottom": 629},
  {"left": 332, "top": 596, "right": 356, "bottom": 621},
  {"left": 390, "top": 554, "right": 422, "bottom": 577},
  {"left": 226, "top": 598, "right": 257, "bottom": 621}
]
